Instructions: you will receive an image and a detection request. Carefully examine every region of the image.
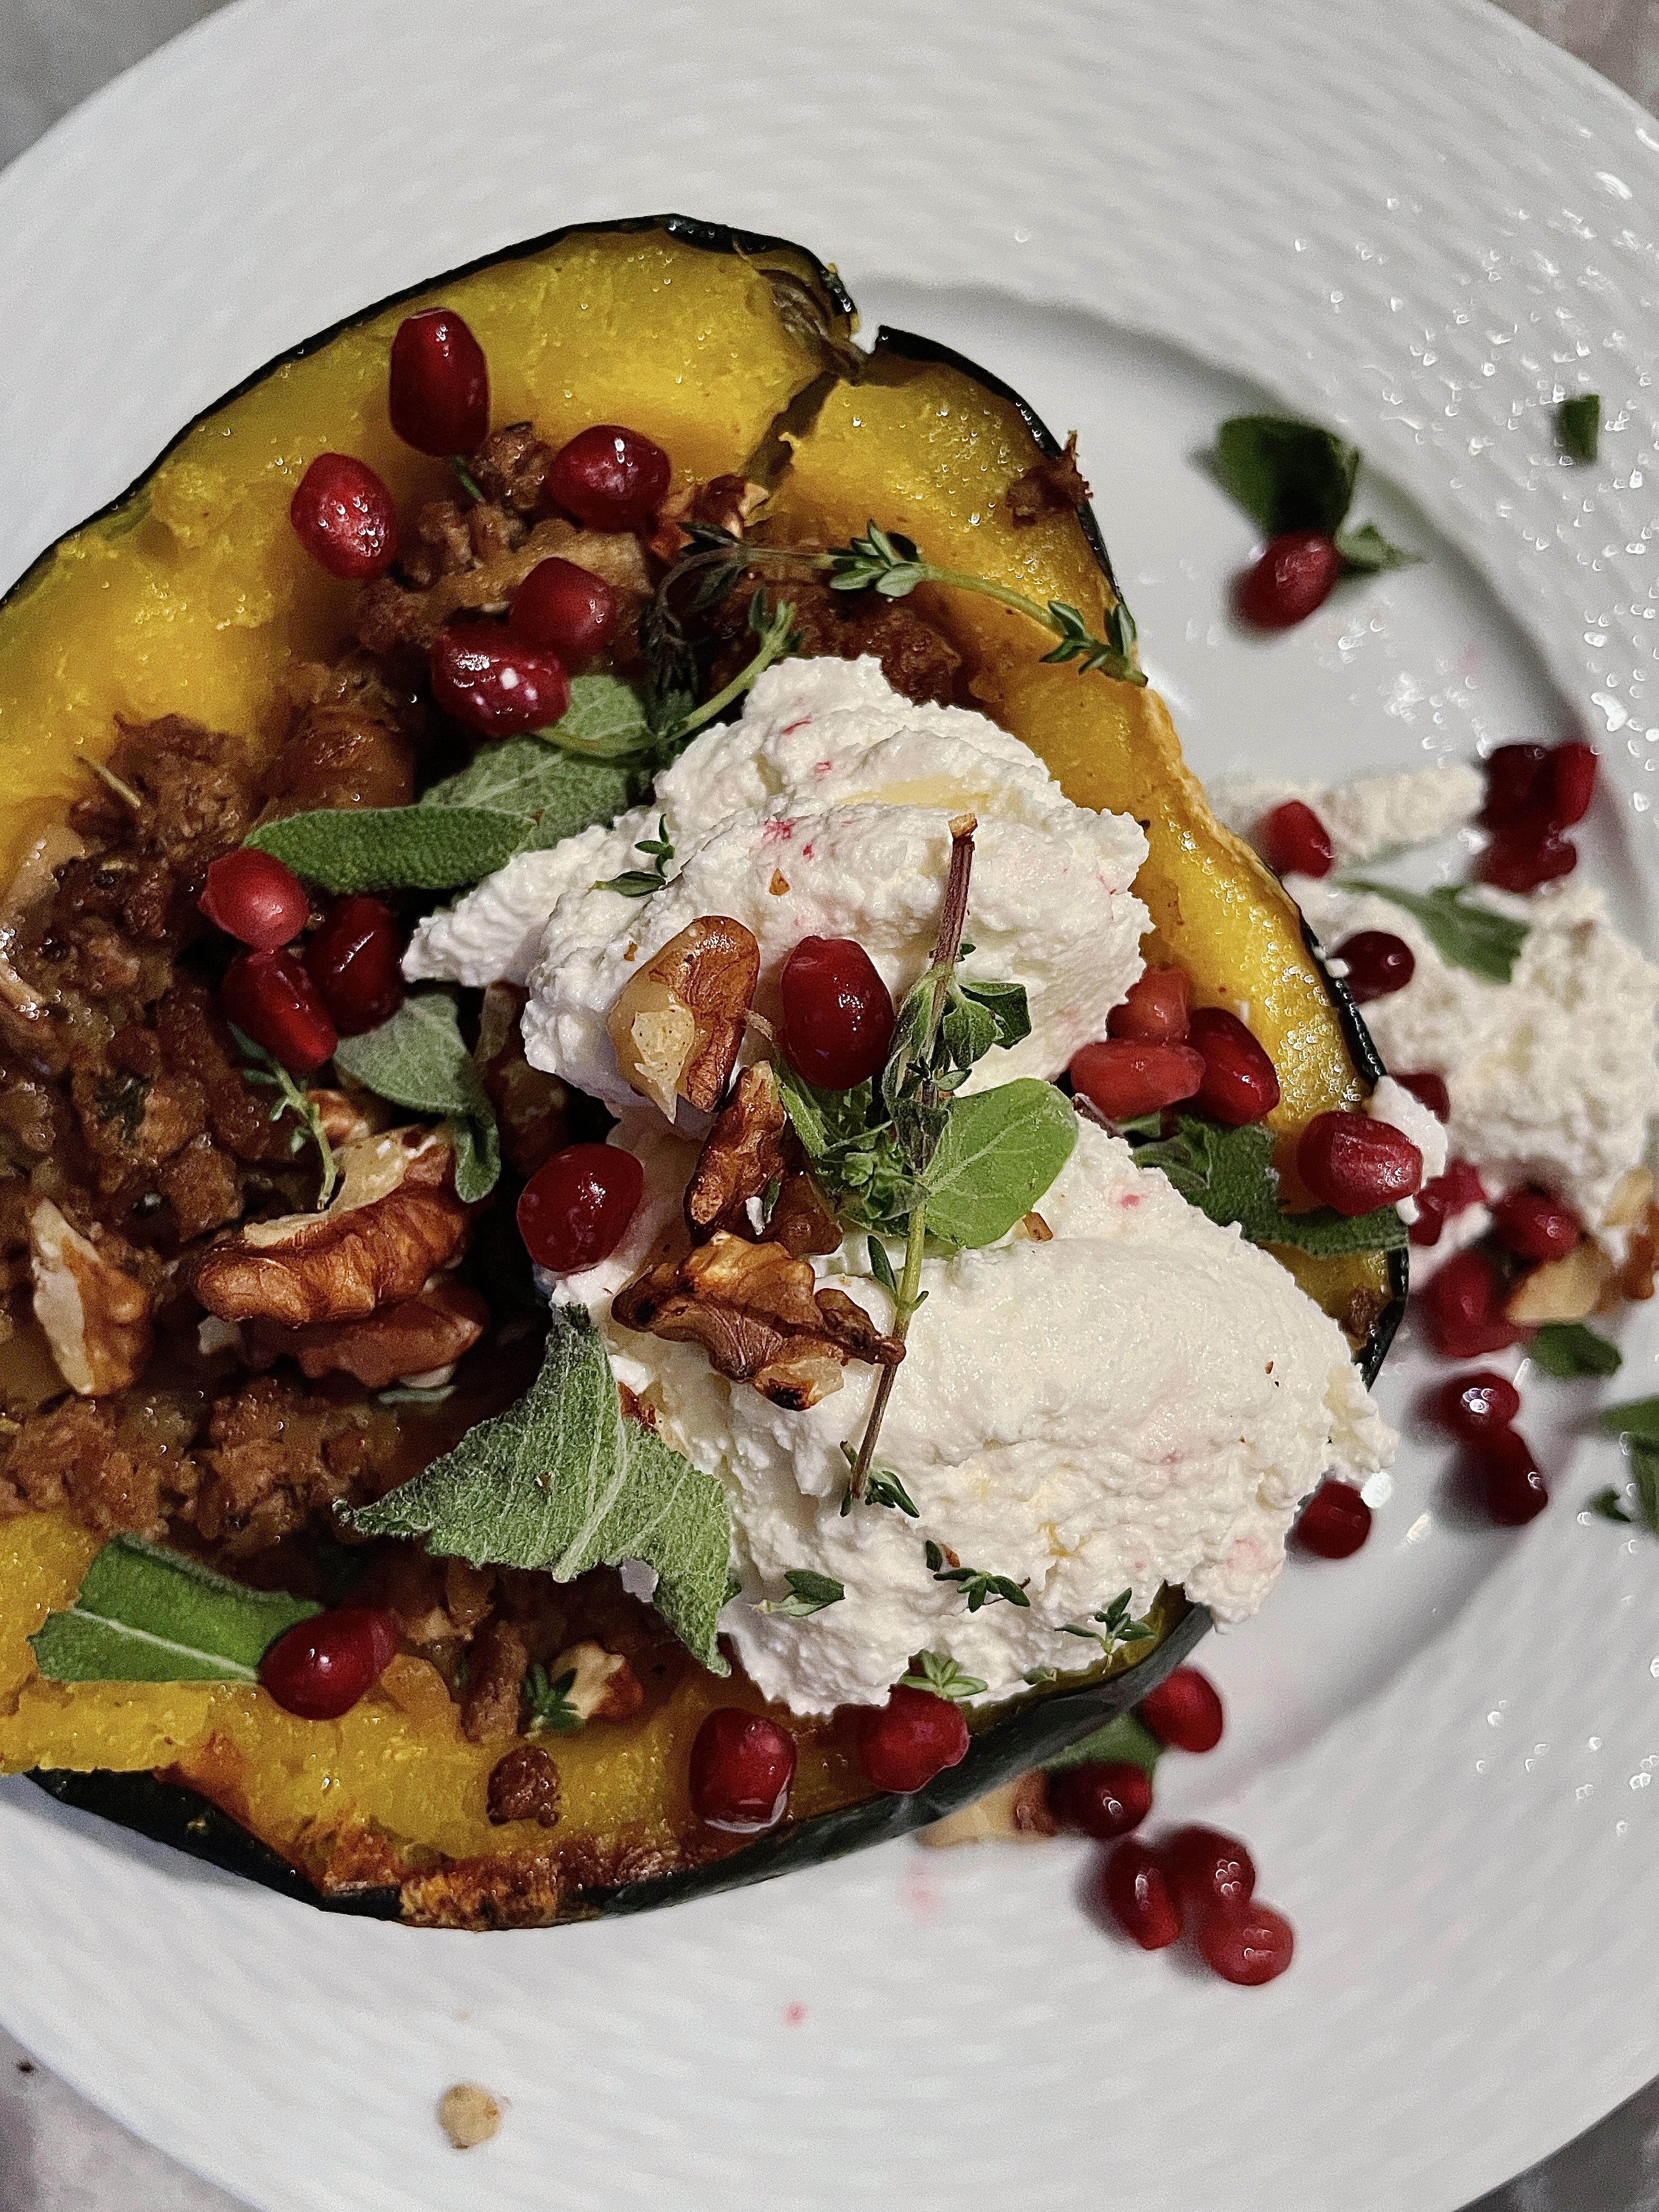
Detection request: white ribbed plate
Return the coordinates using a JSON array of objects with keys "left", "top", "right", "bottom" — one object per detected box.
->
[{"left": 2, "top": 2, "right": 1658, "bottom": 2207}]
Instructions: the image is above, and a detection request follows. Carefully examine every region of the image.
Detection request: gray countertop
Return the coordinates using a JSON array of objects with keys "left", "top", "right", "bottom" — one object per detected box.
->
[{"left": 1, "top": 3, "right": 1657, "bottom": 2207}]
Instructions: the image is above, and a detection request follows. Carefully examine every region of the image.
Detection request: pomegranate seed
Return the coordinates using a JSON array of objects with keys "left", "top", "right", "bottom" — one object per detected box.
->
[
  {"left": 1101, "top": 1839, "right": 1183, "bottom": 1949},
  {"left": 1491, "top": 1186, "right": 1581, "bottom": 1262},
  {"left": 221, "top": 948, "right": 337, "bottom": 1075},
  {"left": 780, "top": 936, "right": 896, "bottom": 1091},
  {"left": 857, "top": 1685, "right": 971, "bottom": 1793},
  {"left": 1138, "top": 1666, "right": 1224, "bottom": 1754},
  {"left": 1334, "top": 930, "right": 1415, "bottom": 1005},
  {"left": 289, "top": 453, "right": 398, "bottom": 580},
  {"left": 1296, "top": 1479, "right": 1372, "bottom": 1558},
  {"left": 687, "top": 1708, "right": 797, "bottom": 1833},
  {"left": 1549, "top": 741, "right": 1597, "bottom": 827},
  {"left": 198, "top": 848, "right": 308, "bottom": 950},
  {"left": 509, "top": 557, "right": 618, "bottom": 666},
  {"left": 431, "top": 622, "right": 570, "bottom": 738},
  {"left": 1048, "top": 1760, "right": 1153, "bottom": 1841},
  {"left": 1482, "top": 743, "right": 1551, "bottom": 828},
  {"left": 1409, "top": 1157, "right": 1486, "bottom": 1248},
  {"left": 1188, "top": 1008, "right": 1280, "bottom": 1125},
  {"left": 547, "top": 424, "right": 673, "bottom": 532},
  {"left": 388, "top": 307, "right": 489, "bottom": 456},
  {"left": 517, "top": 1143, "right": 645, "bottom": 1274},
  {"left": 1195, "top": 1900, "right": 1296, "bottom": 1985},
  {"left": 1108, "top": 966, "right": 1192, "bottom": 1042},
  {"left": 1297, "top": 1110, "right": 1422, "bottom": 1214},
  {"left": 1236, "top": 531, "right": 1342, "bottom": 629},
  {"left": 1429, "top": 1370, "right": 1521, "bottom": 1441},
  {"left": 1258, "top": 799, "right": 1335, "bottom": 879},
  {"left": 303, "top": 895, "right": 405, "bottom": 1036},
  {"left": 1481, "top": 811, "right": 1577, "bottom": 893},
  {"left": 1395, "top": 1070, "right": 1451, "bottom": 1122},
  {"left": 1419, "top": 1247, "right": 1523, "bottom": 1359},
  {"left": 1164, "top": 1824, "right": 1257, "bottom": 1912},
  {"left": 1467, "top": 1425, "right": 1549, "bottom": 1526},
  {"left": 1068, "top": 1039, "right": 1205, "bottom": 1121},
  {"left": 259, "top": 1606, "right": 398, "bottom": 1720}
]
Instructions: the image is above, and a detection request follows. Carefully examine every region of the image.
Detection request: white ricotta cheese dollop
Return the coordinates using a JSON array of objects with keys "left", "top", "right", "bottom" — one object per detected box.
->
[
  {"left": 1294, "top": 875, "right": 1659, "bottom": 1234},
  {"left": 557, "top": 1114, "right": 1393, "bottom": 1716},
  {"left": 1210, "top": 760, "right": 1484, "bottom": 864}
]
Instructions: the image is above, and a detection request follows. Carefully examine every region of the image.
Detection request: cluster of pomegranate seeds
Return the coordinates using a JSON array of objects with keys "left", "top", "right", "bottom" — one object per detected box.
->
[
  {"left": 1237, "top": 531, "right": 1342, "bottom": 630},
  {"left": 259, "top": 1606, "right": 398, "bottom": 1720},
  {"left": 290, "top": 453, "right": 399, "bottom": 580},
  {"left": 1396, "top": 1069, "right": 1451, "bottom": 1122},
  {"left": 1101, "top": 1821, "right": 1294, "bottom": 1984},
  {"left": 1491, "top": 1185, "right": 1581, "bottom": 1262},
  {"left": 1296, "top": 1110, "right": 1423, "bottom": 1215},
  {"left": 1137, "top": 1665, "right": 1225, "bottom": 1753},
  {"left": 517, "top": 1143, "right": 645, "bottom": 1274},
  {"left": 780, "top": 935, "right": 897, "bottom": 1091},
  {"left": 197, "top": 847, "right": 309, "bottom": 950},
  {"left": 1419, "top": 1246, "right": 1521, "bottom": 1359},
  {"left": 1428, "top": 1369, "right": 1547, "bottom": 1525},
  {"left": 1188, "top": 1007, "right": 1282, "bottom": 1124},
  {"left": 431, "top": 621, "right": 571, "bottom": 738},
  {"left": 387, "top": 307, "right": 490, "bottom": 456},
  {"left": 1409, "top": 1157, "right": 1486, "bottom": 1249},
  {"left": 1333, "top": 929, "right": 1414, "bottom": 1005},
  {"left": 1257, "top": 798, "right": 1334, "bottom": 879},
  {"left": 510, "top": 556, "right": 618, "bottom": 666},
  {"left": 1480, "top": 737, "right": 1598, "bottom": 891},
  {"left": 687, "top": 1709, "right": 798, "bottom": 1833},
  {"left": 221, "top": 947, "right": 338, "bottom": 1074},
  {"left": 1296, "top": 1479, "right": 1373, "bottom": 1558},
  {"left": 857, "top": 1685, "right": 971, "bottom": 1793},
  {"left": 303, "top": 894, "right": 405, "bottom": 1035},
  {"left": 548, "top": 424, "right": 673, "bottom": 533},
  {"left": 1049, "top": 1759, "right": 1153, "bottom": 1839}
]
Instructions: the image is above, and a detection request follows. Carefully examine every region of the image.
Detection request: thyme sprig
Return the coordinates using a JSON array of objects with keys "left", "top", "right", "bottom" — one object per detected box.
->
[
  {"left": 228, "top": 1024, "right": 338, "bottom": 1208},
  {"left": 900, "top": 1649, "right": 986, "bottom": 1702},
  {"left": 595, "top": 816, "right": 675, "bottom": 898},
  {"left": 522, "top": 1662, "right": 582, "bottom": 1734},
  {"left": 1056, "top": 1587, "right": 1157, "bottom": 1658},
  {"left": 924, "top": 1539, "right": 1030, "bottom": 1612}
]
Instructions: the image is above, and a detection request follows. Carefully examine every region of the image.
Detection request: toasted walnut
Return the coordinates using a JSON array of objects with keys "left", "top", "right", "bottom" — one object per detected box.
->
[
  {"left": 305, "top": 1088, "right": 387, "bottom": 1148},
  {"left": 548, "top": 1639, "right": 645, "bottom": 1724},
  {"left": 919, "top": 1773, "right": 1058, "bottom": 1849},
  {"left": 281, "top": 1277, "right": 490, "bottom": 1391},
  {"left": 613, "top": 1228, "right": 902, "bottom": 1410},
  {"left": 437, "top": 2083, "right": 505, "bottom": 2149},
  {"left": 642, "top": 473, "right": 770, "bottom": 563},
  {"left": 191, "top": 1128, "right": 467, "bottom": 1327},
  {"left": 486, "top": 1743, "right": 562, "bottom": 1830},
  {"left": 685, "top": 1061, "right": 842, "bottom": 1256},
  {"left": 357, "top": 514, "right": 650, "bottom": 656},
  {"left": 29, "top": 1199, "right": 154, "bottom": 1397},
  {"left": 606, "top": 916, "right": 760, "bottom": 1120},
  {"left": 1505, "top": 1238, "right": 1616, "bottom": 1325},
  {"left": 1007, "top": 432, "right": 1091, "bottom": 526}
]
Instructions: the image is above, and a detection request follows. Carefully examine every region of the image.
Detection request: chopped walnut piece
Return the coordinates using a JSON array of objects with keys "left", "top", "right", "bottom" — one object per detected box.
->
[
  {"left": 486, "top": 1743, "right": 561, "bottom": 1829},
  {"left": 305, "top": 1088, "right": 386, "bottom": 1148},
  {"left": 1505, "top": 1239, "right": 1616, "bottom": 1326},
  {"left": 684, "top": 1061, "right": 841, "bottom": 1256},
  {"left": 642, "top": 473, "right": 770, "bottom": 563},
  {"left": 157, "top": 1135, "right": 243, "bottom": 1240},
  {"left": 356, "top": 514, "right": 651, "bottom": 656},
  {"left": 1020, "top": 1210, "right": 1054, "bottom": 1242},
  {"left": 463, "top": 1618, "right": 529, "bottom": 1742},
  {"left": 29, "top": 1199, "right": 154, "bottom": 1396},
  {"left": 438, "top": 2083, "right": 506, "bottom": 2148},
  {"left": 919, "top": 1772, "right": 1058, "bottom": 1848},
  {"left": 191, "top": 1127, "right": 468, "bottom": 1327},
  {"left": 613, "top": 1228, "right": 903, "bottom": 1410},
  {"left": 1006, "top": 432, "right": 1091, "bottom": 526},
  {"left": 280, "top": 1277, "right": 490, "bottom": 1391},
  {"left": 548, "top": 1639, "right": 645, "bottom": 1724},
  {"left": 606, "top": 915, "right": 760, "bottom": 1120}
]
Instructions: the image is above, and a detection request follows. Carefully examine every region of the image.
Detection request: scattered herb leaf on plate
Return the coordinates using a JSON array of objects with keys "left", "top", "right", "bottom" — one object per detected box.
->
[
  {"left": 1340, "top": 879, "right": 1528, "bottom": 985},
  {"left": 1530, "top": 1321, "right": 1622, "bottom": 1379}
]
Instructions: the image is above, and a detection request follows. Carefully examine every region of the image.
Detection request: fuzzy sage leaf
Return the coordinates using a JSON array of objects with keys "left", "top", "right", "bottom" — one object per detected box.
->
[
  {"left": 1530, "top": 1322, "right": 1622, "bottom": 1379},
  {"left": 247, "top": 805, "right": 527, "bottom": 893},
  {"left": 30, "top": 1534, "right": 319, "bottom": 1684}
]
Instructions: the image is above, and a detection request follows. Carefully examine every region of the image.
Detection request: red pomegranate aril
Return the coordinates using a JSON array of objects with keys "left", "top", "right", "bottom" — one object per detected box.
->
[
  {"left": 259, "top": 1606, "right": 398, "bottom": 1720},
  {"left": 1048, "top": 1760, "right": 1153, "bottom": 1841},
  {"left": 289, "top": 453, "right": 399, "bottom": 580},
  {"left": 509, "top": 557, "right": 618, "bottom": 666},
  {"left": 687, "top": 1708, "right": 797, "bottom": 1833},
  {"left": 1396, "top": 1070, "right": 1451, "bottom": 1122},
  {"left": 1236, "top": 531, "right": 1342, "bottom": 629},
  {"left": 517, "top": 1143, "right": 645, "bottom": 1274},
  {"left": 1481, "top": 812, "right": 1577, "bottom": 893},
  {"left": 1188, "top": 1007, "right": 1281, "bottom": 1125},
  {"left": 1429, "top": 1369, "right": 1521, "bottom": 1441},
  {"left": 1549, "top": 740, "right": 1598, "bottom": 828},
  {"left": 431, "top": 622, "right": 570, "bottom": 737},
  {"left": 221, "top": 947, "right": 337, "bottom": 1074},
  {"left": 1195, "top": 1900, "right": 1296, "bottom": 1986},
  {"left": 780, "top": 935, "right": 895, "bottom": 1091},
  {"left": 857, "top": 1685, "right": 970, "bottom": 1793},
  {"left": 1138, "top": 1666, "right": 1224, "bottom": 1754},
  {"left": 197, "top": 847, "right": 308, "bottom": 950},
  {"left": 1108, "top": 966, "right": 1192, "bottom": 1042},
  {"left": 1409, "top": 1157, "right": 1486, "bottom": 1249},
  {"left": 1164, "top": 1824, "right": 1257, "bottom": 1913},
  {"left": 1296, "top": 1479, "right": 1373, "bottom": 1559},
  {"left": 1491, "top": 1186, "right": 1581, "bottom": 1263},
  {"left": 1468, "top": 1426, "right": 1549, "bottom": 1527},
  {"left": 548, "top": 424, "right": 673, "bottom": 532},
  {"left": 1069, "top": 1039, "right": 1205, "bottom": 1122},
  {"left": 1101, "top": 1839, "right": 1183, "bottom": 1950},
  {"left": 303, "top": 895, "right": 405, "bottom": 1036},
  {"left": 1419, "top": 1247, "right": 1523, "bottom": 1359},
  {"left": 1258, "top": 799, "right": 1335, "bottom": 879},
  {"left": 1334, "top": 930, "right": 1415, "bottom": 1005},
  {"left": 388, "top": 307, "right": 489, "bottom": 456},
  {"left": 1297, "top": 1110, "right": 1422, "bottom": 1215},
  {"left": 1482, "top": 743, "right": 1551, "bottom": 828}
]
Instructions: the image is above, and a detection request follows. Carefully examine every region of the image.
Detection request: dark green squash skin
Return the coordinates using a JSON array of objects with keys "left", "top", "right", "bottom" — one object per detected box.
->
[{"left": 19, "top": 216, "right": 1402, "bottom": 1921}]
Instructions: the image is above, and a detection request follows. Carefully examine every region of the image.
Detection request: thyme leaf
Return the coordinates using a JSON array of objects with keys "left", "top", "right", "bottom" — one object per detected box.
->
[{"left": 899, "top": 1649, "right": 986, "bottom": 1702}]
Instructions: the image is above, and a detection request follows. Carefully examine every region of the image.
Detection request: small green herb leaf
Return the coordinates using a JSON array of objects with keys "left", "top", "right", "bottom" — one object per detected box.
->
[
  {"left": 331, "top": 989, "right": 500, "bottom": 1202},
  {"left": 247, "top": 805, "right": 527, "bottom": 892},
  {"left": 347, "top": 1305, "right": 732, "bottom": 1669},
  {"left": 1215, "top": 416, "right": 1361, "bottom": 538},
  {"left": 1043, "top": 1709, "right": 1163, "bottom": 1776},
  {"left": 924, "top": 1541, "right": 1030, "bottom": 1613},
  {"left": 537, "top": 672, "right": 653, "bottom": 760},
  {"left": 1334, "top": 522, "right": 1421, "bottom": 575},
  {"left": 899, "top": 1649, "right": 986, "bottom": 1701},
  {"left": 1559, "top": 394, "right": 1601, "bottom": 464},
  {"left": 30, "top": 1534, "right": 319, "bottom": 1684},
  {"left": 1633, "top": 1438, "right": 1659, "bottom": 1537},
  {"left": 866, "top": 1235, "right": 897, "bottom": 1295},
  {"left": 94, "top": 1071, "right": 151, "bottom": 1146},
  {"left": 956, "top": 974, "right": 1032, "bottom": 1051},
  {"left": 1340, "top": 880, "right": 1528, "bottom": 985},
  {"left": 922, "top": 1080, "right": 1077, "bottom": 1249},
  {"left": 1587, "top": 1486, "right": 1635, "bottom": 1525},
  {"left": 595, "top": 816, "right": 674, "bottom": 898},
  {"left": 756, "top": 1568, "right": 846, "bottom": 1618},
  {"left": 1530, "top": 1322, "right": 1622, "bottom": 1379},
  {"left": 522, "top": 1664, "right": 583, "bottom": 1734},
  {"left": 1598, "top": 1397, "right": 1659, "bottom": 1444}
]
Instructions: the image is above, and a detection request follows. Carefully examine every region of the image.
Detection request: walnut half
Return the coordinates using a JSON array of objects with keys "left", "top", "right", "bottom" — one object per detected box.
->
[
  {"left": 29, "top": 1199, "right": 155, "bottom": 1397},
  {"left": 606, "top": 915, "right": 759, "bottom": 1121}
]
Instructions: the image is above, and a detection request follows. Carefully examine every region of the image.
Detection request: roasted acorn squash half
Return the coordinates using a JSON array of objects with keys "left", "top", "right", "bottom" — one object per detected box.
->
[{"left": 0, "top": 215, "right": 1402, "bottom": 1926}]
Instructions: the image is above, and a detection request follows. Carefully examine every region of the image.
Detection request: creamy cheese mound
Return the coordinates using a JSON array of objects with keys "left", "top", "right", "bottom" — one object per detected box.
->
[
  {"left": 406, "top": 657, "right": 1151, "bottom": 1109},
  {"left": 1210, "top": 760, "right": 1484, "bottom": 864},
  {"left": 557, "top": 1114, "right": 1393, "bottom": 1715},
  {"left": 1294, "top": 875, "right": 1659, "bottom": 1234}
]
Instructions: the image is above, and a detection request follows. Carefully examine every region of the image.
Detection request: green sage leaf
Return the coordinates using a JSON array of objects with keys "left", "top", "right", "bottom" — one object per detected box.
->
[
  {"left": 332, "top": 988, "right": 500, "bottom": 1201},
  {"left": 1598, "top": 1397, "right": 1659, "bottom": 1446},
  {"left": 1215, "top": 415, "right": 1360, "bottom": 538},
  {"left": 421, "top": 739, "right": 635, "bottom": 850},
  {"left": 1043, "top": 1709, "right": 1163, "bottom": 1776},
  {"left": 30, "top": 1534, "right": 319, "bottom": 1684},
  {"left": 1334, "top": 522, "right": 1421, "bottom": 575},
  {"left": 537, "top": 672, "right": 653, "bottom": 759},
  {"left": 247, "top": 805, "right": 527, "bottom": 892}
]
